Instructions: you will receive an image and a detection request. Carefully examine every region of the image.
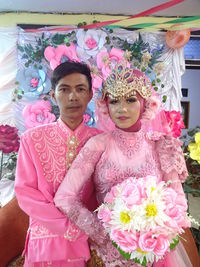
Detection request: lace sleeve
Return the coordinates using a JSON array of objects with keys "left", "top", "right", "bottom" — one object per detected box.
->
[
  {"left": 54, "top": 133, "right": 107, "bottom": 244},
  {"left": 156, "top": 135, "right": 188, "bottom": 183}
]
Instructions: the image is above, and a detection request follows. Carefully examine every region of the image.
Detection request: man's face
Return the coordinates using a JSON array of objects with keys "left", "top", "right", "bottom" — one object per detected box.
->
[{"left": 51, "top": 73, "right": 92, "bottom": 128}]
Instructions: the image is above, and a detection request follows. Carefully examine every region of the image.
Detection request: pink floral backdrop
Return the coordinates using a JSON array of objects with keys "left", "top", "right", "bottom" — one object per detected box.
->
[
  {"left": 11, "top": 26, "right": 185, "bottom": 134},
  {"left": 0, "top": 25, "right": 187, "bottom": 206}
]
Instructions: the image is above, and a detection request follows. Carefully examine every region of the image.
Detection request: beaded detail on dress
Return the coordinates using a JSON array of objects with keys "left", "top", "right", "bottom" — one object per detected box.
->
[{"left": 112, "top": 127, "right": 144, "bottom": 158}]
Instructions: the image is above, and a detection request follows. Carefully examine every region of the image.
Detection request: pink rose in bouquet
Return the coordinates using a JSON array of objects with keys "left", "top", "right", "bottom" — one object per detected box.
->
[
  {"left": 111, "top": 229, "right": 138, "bottom": 253},
  {"left": 97, "top": 176, "right": 190, "bottom": 266}
]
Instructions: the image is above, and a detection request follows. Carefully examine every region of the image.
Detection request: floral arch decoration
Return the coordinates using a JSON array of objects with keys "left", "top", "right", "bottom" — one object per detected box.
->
[{"left": 14, "top": 26, "right": 184, "bottom": 134}]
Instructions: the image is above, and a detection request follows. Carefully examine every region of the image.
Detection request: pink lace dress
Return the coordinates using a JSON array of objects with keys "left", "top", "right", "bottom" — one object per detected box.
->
[{"left": 54, "top": 127, "right": 192, "bottom": 267}]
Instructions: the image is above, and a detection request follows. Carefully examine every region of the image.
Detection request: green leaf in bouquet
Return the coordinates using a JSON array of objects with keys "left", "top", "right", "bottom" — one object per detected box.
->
[
  {"left": 112, "top": 241, "right": 148, "bottom": 266},
  {"left": 134, "top": 256, "right": 147, "bottom": 266},
  {"left": 170, "top": 236, "right": 179, "bottom": 250},
  {"left": 112, "top": 241, "right": 131, "bottom": 260}
]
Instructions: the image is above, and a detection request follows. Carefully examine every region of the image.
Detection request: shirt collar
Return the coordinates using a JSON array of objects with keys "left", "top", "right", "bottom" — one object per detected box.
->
[{"left": 57, "top": 117, "right": 85, "bottom": 137}]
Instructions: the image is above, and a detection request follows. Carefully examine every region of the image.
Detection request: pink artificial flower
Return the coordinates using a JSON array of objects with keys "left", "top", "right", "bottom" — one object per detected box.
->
[
  {"left": 85, "top": 38, "right": 97, "bottom": 49},
  {"left": 142, "top": 96, "right": 161, "bottom": 121},
  {"left": 91, "top": 73, "right": 102, "bottom": 92},
  {"left": 165, "top": 110, "right": 185, "bottom": 138},
  {"left": 98, "top": 206, "right": 112, "bottom": 224},
  {"left": 111, "top": 229, "right": 138, "bottom": 253},
  {"left": 153, "top": 235, "right": 170, "bottom": 256},
  {"left": 30, "top": 78, "right": 39, "bottom": 88},
  {"left": 44, "top": 44, "right": 80, "bottom": 70},
  {"left": 138, "top": 232, "right": 158, "bottom": 252},
  {"left": 104, "top": 186, "right": 118, "bottom": 203},
  {"left": 162, "top": 187, "right": 178, "bottom": 204},
  {"left": 23, "top": 100, "right": 56, "bottom": 129},
  {"left": 83, "top": 114, "right": 91, "bottom": 123},
  {"left": 121, "top": 182, "right": 142, "bottom": 208},
  {"left": 97, "top": 48, "right": 126, "bottom": 79},
  {"left": 0, "top": 125, "right": 20, "bottom": 154},
  {"left": 165, "top": 203, "right": 185, "bottom": 224}
]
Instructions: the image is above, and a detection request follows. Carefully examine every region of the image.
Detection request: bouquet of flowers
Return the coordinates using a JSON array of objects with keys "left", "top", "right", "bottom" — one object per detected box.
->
[{"left": 97, "top": 175, "right": 190, "bottom": 266}]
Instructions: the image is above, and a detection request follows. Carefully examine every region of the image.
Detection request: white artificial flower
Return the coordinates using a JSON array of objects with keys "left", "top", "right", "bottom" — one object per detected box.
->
[
  {"left": 139, "top": 197, "right": 170, "bottom": 232},
  {"left": 76, "top": 29, "right": 107, "bottom": 60},
  {"left": 141, "top": 51, "right": 152, "bottom": 65},
  {"left": 153, "top": 62, "right": 164, "bottom": 75},
  {"left": 130, "top": 249, "right": 156, "bottom": 265}
]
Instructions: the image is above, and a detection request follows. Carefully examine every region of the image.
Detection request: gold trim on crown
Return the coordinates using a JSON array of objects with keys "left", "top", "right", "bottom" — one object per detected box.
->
[{"left": 102, "top": 65, "right": 152, "bottom": 100}]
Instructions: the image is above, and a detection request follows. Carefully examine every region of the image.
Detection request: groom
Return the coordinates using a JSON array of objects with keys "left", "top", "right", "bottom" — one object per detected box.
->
[{"left": 15, "top": 61, "right": 100, "bottom": 267}]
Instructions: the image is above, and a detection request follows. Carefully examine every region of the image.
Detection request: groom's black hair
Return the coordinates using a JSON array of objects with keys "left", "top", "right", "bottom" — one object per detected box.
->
[{"left": 51, "top": 61, "right": 92, "bottom": 92}]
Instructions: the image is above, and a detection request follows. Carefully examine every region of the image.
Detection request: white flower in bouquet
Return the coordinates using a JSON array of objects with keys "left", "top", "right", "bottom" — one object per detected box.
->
[{"left": 97, "top": 175, "right": 190, "bottom": 266}]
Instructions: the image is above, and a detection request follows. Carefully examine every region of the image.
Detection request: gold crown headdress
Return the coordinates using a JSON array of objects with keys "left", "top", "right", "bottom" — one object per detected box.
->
[{"left": 102, "top": 64, "right": 152, "bottom": 100}]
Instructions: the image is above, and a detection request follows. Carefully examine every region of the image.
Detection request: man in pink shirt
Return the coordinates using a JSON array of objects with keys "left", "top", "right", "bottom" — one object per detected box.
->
[{"left": 15, "top": 61, "right": 100, "bottom": 267}]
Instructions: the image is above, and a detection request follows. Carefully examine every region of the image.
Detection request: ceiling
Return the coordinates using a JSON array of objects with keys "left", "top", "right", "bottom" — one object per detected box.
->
[{"left": 0, "top": 0, "right": 200, "bottom": 17}]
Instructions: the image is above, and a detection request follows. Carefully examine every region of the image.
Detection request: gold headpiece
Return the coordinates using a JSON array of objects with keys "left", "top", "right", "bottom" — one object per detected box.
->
[{"left": 102, "top": 65, "right": 152, "bottom": 100}]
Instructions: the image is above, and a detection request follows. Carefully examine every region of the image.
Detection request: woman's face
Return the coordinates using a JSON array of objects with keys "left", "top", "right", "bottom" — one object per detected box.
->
[{"left": 107, "top": 94, "right": 141, "bottom": 129}]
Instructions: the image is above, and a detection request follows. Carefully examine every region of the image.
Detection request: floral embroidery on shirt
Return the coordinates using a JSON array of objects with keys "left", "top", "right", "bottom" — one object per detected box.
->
[
  {"left": 30, "top": 225, "right": 58, "bottom": 240},
  {"left": 64, "top": 223, "right": 81, "bottom": 241},
  {"left": 30, "top": 125, "right": 66, "bottom": 189}
]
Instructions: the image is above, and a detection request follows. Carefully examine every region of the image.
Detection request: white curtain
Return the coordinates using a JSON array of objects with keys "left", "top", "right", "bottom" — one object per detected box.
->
[{"left": 0, "top": 27, "right": 18, "bottom": 126}]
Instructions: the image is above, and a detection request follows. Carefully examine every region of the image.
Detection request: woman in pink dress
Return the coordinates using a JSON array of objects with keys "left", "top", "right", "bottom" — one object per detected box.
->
[{"left": 54, "top": 65, "right": 193, "bottom": 267}]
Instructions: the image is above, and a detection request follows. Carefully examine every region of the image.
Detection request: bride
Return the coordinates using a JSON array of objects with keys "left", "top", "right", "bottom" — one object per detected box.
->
[{"left": 54, "top": 64, "right": 196, "bottom": 267}]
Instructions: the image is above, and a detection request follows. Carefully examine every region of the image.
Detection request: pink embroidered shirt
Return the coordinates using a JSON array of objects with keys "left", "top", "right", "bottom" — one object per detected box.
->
[
  {"left": 15, "top": 118, "right": 100, "bottom": 263},
  {"left": 54, "top": 127, "right": 190, "bottom": 267}
]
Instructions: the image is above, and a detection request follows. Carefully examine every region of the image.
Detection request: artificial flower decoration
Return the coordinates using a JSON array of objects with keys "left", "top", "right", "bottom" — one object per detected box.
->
[
  {"left": 90, "top": 65, "right": 103, "bottom": 92},
  {"left": 188, "top": 132, "right": 200, "bottom": 164},
  {"left": 23, "top": 100, "right": 56, "bottom": 129},
  {"left": 0, "top": 125, "right": 20, "bottom": 180},
  {"left": 0, "top": 125, "right": 20, "bottom": 154},
  {"left": 97, "top": 48, "right": 128, "bottom": 79},
  {"left": 76, "top": 29, "right": 107, "bottom": 60},
  {"left": 142, "top": 96, "right": 161, "bottom": 121},
  {"left": 141, "top": 51, "right": 152, "bottom": 67},
  {"left": 44, "top": 43, "right": 80, "bottom": 70},
  {"left": 16, "top": 67, "right": 51, "bottom": 100},
  {"left": 83, "top": 108, "right": 95, "bottom": 127},
  {"left": 166, "top": 24, "right": 191, "bottom": 49},
  {"left": 153, "top": 62, "right": 164, "bottom": 75},
  {"left": 92, "top": 73, "right": 103, "bottom": 92},
  {"left": 98, "top": 175, "right": 190, "bottom": 266},
  {"left": 165, "top": 110, "right": 185, "bottom": 138}
]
